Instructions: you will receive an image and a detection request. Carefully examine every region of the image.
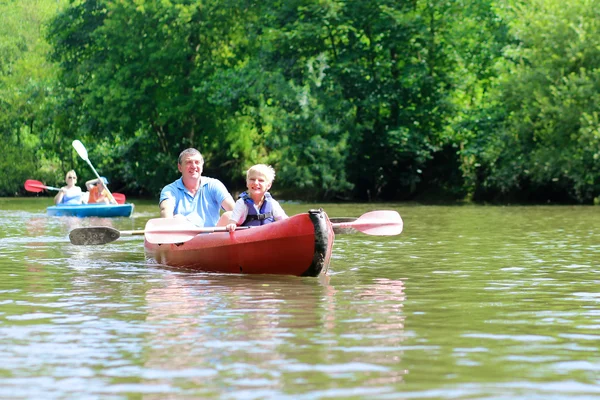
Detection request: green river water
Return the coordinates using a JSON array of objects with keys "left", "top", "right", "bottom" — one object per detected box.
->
[{"left": 0, "top": 197, "right": 599, "bottom": 399}]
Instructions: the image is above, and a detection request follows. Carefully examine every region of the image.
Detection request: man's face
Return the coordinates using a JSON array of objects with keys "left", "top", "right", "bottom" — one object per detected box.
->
[{"left": 178, "top": 154, "right": 203, "bottom": 180}]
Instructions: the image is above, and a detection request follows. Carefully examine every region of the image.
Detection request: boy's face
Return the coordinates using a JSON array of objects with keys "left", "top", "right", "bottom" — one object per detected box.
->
[{"left": 246, "top": 171, "right": 271, "bottom": 195}]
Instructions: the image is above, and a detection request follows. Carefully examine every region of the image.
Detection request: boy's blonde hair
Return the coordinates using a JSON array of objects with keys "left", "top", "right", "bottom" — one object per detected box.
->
[{"left": 246, "top": 164, "right": 276, "bottom": 183}]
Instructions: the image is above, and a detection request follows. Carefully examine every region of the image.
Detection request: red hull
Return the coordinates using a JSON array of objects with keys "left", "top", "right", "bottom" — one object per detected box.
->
[{"left": 144, "top": 210, "right": 334, "bottom": 276}]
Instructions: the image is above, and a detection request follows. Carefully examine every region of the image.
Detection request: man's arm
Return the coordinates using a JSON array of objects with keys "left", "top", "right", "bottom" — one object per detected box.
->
[
  {"left": 221, "top": 196, "right": 235, "bottom": 212},
  {"left": 160, "top": 198, "right": 175, "bottom": 218},
  {"left": 217, "top": 196, "right": 236, "bottom": 228}
]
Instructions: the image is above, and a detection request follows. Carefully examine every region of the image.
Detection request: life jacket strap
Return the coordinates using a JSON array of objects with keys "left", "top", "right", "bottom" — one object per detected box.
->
[{"left": 246, "top": 212, "right": 273, "bottom": 221}]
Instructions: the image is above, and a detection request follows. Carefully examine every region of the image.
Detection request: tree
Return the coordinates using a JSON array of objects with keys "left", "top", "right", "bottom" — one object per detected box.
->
[
  {"left": 47, "top": 0, "right": 263, "bottom": 195},
  {"left": 472, "top": 0, "right": 600, "bottom": 203},
  {"left": 246, "top": 0, "right": 457, "bottom": 200},
  {"left": 0, "top": 0, "right": 68, "bottom": 196}
]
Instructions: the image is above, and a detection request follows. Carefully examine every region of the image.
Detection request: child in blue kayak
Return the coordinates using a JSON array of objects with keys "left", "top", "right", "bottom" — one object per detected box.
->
[
  {"left": 225, "top": 164, "right": 288, "bottom": 232},
  {"left": 85, "top": 176, "right": 111, "bottom": 204}
]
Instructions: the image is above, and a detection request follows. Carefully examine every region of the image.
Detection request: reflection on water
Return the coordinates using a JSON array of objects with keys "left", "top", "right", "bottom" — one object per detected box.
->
[
  {"left": 143, "top": 275, "right": 336, "bottom": 387},
  {"left": 0, "top": 200, "right": 599, "bottom": 398},
  {"left": 139, "top": 273, "right": 410, "bottom": 396}
]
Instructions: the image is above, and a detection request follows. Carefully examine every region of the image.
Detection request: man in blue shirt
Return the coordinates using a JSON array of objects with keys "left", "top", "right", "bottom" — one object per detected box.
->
[{"left": 159, "top": 148, "right": 235, "bottom": 227}]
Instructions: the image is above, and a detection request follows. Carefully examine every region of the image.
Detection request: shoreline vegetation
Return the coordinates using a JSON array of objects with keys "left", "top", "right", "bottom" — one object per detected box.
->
[{"left": 3, "top": 0, "right": 600, "bottom": 205}]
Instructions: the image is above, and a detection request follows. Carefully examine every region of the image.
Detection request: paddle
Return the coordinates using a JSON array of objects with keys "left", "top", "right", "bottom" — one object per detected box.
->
[
  {"left": 24, "top": 179, "right": 127, "bottom": 203},
  {"left": 69, "top": 210, "right": 403, "bottom": 246},
  {"left": 69, "top": 218, "right": 250, "bottom": 245},
  {"left": 332, "top": 210, "right": 403, "bottom": 236},
  {"left": 112, "top": 192, "right": 126, "bottom": 204},
  {"left": 24, "top": 179, "right": 61, "bottom": 193},
  {"left": 329, "top": 217, "right": 357, "bottom": 224},
  {"left": 329, "top": 217, "right": 357, "bottom": 234},
  {"left": 72, "top": 140, "right": 118, "bottom": 205}
]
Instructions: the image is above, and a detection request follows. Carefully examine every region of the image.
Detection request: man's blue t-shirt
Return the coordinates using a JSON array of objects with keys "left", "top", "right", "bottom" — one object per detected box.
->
[{"left": 159, "top": 177, "right": 231, "bottom": 227}]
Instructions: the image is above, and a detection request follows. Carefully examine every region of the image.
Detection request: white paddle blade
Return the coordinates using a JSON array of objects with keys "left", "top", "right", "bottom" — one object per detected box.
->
[
  {"left": 353, "top": 221, "right": 403, "bottom": 235},
  {"left": 143, "top": 218, "right": 248, "bottom": 244},
  {"left": 144, "top": 218, "right": 218, "bottom": 244},
  {"left": 72, "top": 140, "right": 89, "bottom": 161},
  {"left": 356, "top": 210, "right": 403, "bottom": 235},
  {"left": 332, "top": 210, "right": 404, "bottom": 236}
]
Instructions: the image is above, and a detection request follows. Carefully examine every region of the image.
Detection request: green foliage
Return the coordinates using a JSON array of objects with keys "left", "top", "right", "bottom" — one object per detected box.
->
[
  {"left": 472, "top": 0, "right": 600, "bottom": 202},
  {"left": 0, "top": 0, "right": 70, "bottom": 196},
  {"left": 245, "top": 0, "right": 456, "bottom": 200},
  {"left": 4, "top": 0, "right": 600, "bottom": 204},
  {"left": 46, "top": 0, "right": 268, "bottom": 195},
  {"left": 443, "top": 0, "right": 513, "bottom": 199},
  {"left": 40, "top": 0, "right": 466, "bottom": 200}
]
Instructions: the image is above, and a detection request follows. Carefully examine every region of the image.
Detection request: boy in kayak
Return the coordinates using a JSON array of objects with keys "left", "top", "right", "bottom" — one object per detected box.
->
[
  {"left": 225, "top": 164, "right": 288, "bottom": 232},
  {"left": 85, "top": 177, "right": 112, "bottom": 204},
  {"left": 54, "top": 170, "right": 83, "bottom": 205},
  {"left": 159, "top": 148, "right": 235, "bottom": 227}
]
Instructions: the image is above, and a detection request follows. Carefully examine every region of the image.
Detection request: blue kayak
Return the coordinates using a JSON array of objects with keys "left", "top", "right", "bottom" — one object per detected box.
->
[{"left": 47, "top": 203, "right": 134, "bottom": 218}]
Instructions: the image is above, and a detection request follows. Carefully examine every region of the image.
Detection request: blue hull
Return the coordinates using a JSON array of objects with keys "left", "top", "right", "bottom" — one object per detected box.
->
[{"left": 47, "top": 203, "right": 134, "bottom": 218}]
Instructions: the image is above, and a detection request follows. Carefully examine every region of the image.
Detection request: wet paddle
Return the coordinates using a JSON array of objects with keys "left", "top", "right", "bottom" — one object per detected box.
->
[
  {"left": 69, "top": 218, "right": 250, "bottom": 245},
  {"left": 331, "top": 210, "right": 403, "bottom": 236},
  {"left": 25, "top": 179, "right": 127, "bottom": 203},
  {"left": 72, "top": 140, "right": 118, "bottom": 205},
  {"left": 329, "top": 217, "right": 357, "bottom": 224},
  {"left": 329, "top": 217, "right": 357, "bottom": 234},
  {"left": 69, "top": 210, "right": 403, "bottom": 246}
]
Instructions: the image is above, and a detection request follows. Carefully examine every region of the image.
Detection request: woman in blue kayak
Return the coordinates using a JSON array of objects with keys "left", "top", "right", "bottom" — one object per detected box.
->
[{"left": 54, "top": 170, "right": 83, "bottom": 205}]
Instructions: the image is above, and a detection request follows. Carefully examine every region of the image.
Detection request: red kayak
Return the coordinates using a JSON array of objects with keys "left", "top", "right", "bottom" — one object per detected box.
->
[
  {"left": 68, "top": 209, "right": 402, "bottom": 276},
  {"left": 144, "top": 209, "right": 335, "bottom": 277}
]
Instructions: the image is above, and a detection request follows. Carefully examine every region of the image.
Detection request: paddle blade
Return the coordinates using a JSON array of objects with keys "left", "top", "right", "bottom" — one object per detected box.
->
[
  {"left": 25, "top": 179, "right": 61, "bottom": 192},
  {"left": 69, "top": 226, "right": 121, "bottom": 245},
  {"left": 72, "top": 140, "right": 89, "bottom": 161},
  {"left": 112, "top": 193, "right": 126, "bottom": 204},
  {"left": 332, "top": 210, "right": 403, "bottom": 236},
  {"left": 144, "top": 218, "right": 249, "bottom": 244},
  {"left": 24, "top": 179, "right": 45, "bottom": 193}
]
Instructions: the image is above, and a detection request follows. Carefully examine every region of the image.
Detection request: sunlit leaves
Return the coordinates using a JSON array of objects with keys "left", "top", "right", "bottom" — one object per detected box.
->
[{"left": 480, "top": 0, "right": 600, "bottom": 202}]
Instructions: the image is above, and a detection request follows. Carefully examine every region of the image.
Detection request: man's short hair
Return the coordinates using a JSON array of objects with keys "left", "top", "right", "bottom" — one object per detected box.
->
[{"left": 178, "top": 148, "right": 204, "bottom": 166}]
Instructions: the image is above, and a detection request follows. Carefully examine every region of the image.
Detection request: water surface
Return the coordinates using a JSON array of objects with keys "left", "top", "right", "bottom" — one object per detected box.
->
[{"left": 0, "top": 198, "right": 599, "bottom": 399}]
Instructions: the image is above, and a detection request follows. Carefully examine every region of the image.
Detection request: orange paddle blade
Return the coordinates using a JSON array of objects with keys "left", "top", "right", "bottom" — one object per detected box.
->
[
  {"left": 112, "top": 192, "right": 126, "bottom": 204},
  {"left": 24, "top": 180, "right": 45, "bottom": 193},
  {"left": 24, "top": 179, "right": 61, "bottom": 193}
]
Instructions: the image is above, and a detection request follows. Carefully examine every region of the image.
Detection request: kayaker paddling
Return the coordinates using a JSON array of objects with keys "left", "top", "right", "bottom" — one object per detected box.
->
[
  {"left": 54, "top": 170, "right": 83, "bottom": 205},
  {"left": 226, "top": 164, "right": 288, "bottom": 232},
  {"left": 159, "top": 148, "right": 235, "bottom": 227},
  {"left": 85, "top": 176, "right": 111, "bottom": 204}
]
